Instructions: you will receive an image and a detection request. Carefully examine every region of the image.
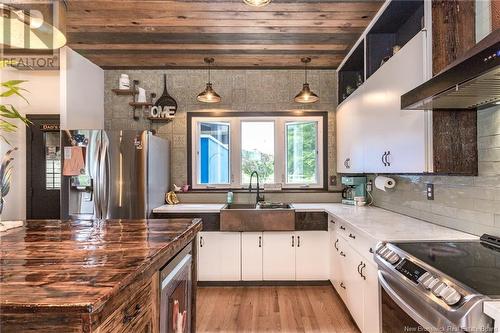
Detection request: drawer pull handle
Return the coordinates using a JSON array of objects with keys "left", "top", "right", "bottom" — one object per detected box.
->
[
  {"left": 123, "top": 304, "right": 141, "bottom": 324},
  {"left": 291, "top": 235, "right": 295, "bottom": 247},
  {"left": 200, "top": 236, "right": 203, "bottom": 248},
  {"left": 360, "top": 263, "right": 366, "bottom": 280},
  {"left": 357, "top": 262, "right": 363, "bottom": 275},
  {"left": 334, "top": 239, "right": 339, "bottom": 251},
  {"left": 297, "top": 236, "right": 301, "bottom": 247},
  {"left": 349, "top": 233, "right": 356, "bottom": 239},
  {"left": 258, "top": 236, "right": 262, "bottom": 248},
  {"left": 340, "top": 282, "right": 346, "bottom": 289},
  {"left": 340, "top": 251, "right": 346, "bottom": 257},
  {"left": 340, "top": 226, "right": 346, "bottom": 231},
  {"left": 369, "top": 247, "right": 374, "bottom": 254}
]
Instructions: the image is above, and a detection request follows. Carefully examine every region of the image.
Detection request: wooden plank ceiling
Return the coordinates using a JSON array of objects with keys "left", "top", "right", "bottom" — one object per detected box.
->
[{"left": 66, "top": 0, "right": 384, "bottom": 69}]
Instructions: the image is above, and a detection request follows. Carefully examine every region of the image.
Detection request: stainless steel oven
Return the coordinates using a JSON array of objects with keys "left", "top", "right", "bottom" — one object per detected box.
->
[
  {"left": 160, "top": 244, "right": 193, "bottom": 333},
  {"left": 375, "top": 239, "right": 496, "bottom": 333}
]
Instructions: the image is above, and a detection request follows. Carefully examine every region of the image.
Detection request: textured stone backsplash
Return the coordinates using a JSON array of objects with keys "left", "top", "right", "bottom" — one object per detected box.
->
[
  {"left": 104, "top": 69, "right": 340, "bottom": 198},
  {"left": 371, "top": 105, "right": 500, "bottom": 236}
]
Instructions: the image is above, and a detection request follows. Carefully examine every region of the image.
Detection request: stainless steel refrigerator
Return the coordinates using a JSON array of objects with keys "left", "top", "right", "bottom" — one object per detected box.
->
[{"left": 60, "top": 130, "right": 169, "bottom": 220}]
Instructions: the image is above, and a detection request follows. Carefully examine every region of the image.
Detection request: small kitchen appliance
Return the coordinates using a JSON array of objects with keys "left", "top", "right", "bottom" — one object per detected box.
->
[
  {"left": 341, "top": 176, "right": 367, "bottom": 205},
  {"left": 375, "top": 234, "right": 500, "bottom": 332}
]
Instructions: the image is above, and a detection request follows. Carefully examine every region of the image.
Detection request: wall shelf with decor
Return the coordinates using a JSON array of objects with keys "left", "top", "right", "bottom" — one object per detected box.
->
[
  {"left": 147, "top": 116, "right": 175, "bottom": 123},
  {"left": 111, "top": 88, "right": 138, "bottom": 95},
  {"left": 112, "top": 79, "right": 156, "bottom": 121},
  {"left": 366, "top": 0, "right": 424, "bottom": 79},
  {"left": 337, "top": 42, "right": 364, "bottom": 105}
]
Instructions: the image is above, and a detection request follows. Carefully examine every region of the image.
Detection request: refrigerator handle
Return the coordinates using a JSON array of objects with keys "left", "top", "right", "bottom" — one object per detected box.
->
[
  {"left": 99, "top": 137, "right": 110, "bottom": 219},
  {"left": 93, "top": 140, "right": 102, "bottom": 219}
]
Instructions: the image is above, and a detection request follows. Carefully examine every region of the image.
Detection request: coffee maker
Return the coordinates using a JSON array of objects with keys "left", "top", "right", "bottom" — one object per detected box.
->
[{"left": 341, "top": 176, "right": 367, "bottom": 205}]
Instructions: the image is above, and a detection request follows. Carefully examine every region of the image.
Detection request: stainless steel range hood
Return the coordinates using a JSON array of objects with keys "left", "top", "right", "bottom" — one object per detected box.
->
[{"left": 401, "top": 30, "right": 500, "bottom": 110}]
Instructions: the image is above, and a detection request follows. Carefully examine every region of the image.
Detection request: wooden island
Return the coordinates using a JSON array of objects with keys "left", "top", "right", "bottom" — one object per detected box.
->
[{"left": 0, "top": 218, "right": 202, "bottom": 332}]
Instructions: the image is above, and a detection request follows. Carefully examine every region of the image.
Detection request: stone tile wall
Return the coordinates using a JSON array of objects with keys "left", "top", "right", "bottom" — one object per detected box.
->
[
  {"left": 105, "top": 69, "right": 340, "bottom": 202},
  {"left": 371, "top": 105, "right": 500, "bottom": 236}
]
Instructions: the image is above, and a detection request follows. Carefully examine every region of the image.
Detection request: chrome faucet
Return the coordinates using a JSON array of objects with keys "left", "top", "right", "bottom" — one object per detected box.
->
[{"left": 249, "top": 171, "right": 264, "bottom": 205}]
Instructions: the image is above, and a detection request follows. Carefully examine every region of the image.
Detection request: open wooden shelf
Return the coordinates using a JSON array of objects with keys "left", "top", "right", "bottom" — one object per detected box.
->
[
  {"left": 338, "top": 42, "right": 364, "bottom": 104},
  {"left": 129, "top": 101, "right": 153, "bottom": 107},
  {"left": 112, "top": 88, "right": 138, "bottom": 95},
  {"left": 147, "top": 116, "right": 175, "bottom": 122}
]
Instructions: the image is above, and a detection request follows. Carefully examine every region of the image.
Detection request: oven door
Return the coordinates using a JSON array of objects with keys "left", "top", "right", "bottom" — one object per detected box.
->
[
  {"left": 160, "top": 245, "right": 193, "bottom": 333},
  {"left": 379, "top": 270, "right": 452, "bottom": 333}
]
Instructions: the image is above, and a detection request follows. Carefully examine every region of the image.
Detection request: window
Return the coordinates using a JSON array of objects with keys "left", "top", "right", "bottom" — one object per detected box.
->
[
  {"left": 45, "top": 131, "right": 61, "bottom": 190},
  {"left": 190, "top": 113, "right": 325, "bottom": 189}
]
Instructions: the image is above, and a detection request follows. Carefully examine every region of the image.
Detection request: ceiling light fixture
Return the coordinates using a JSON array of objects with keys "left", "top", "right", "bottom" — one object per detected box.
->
[
  {"left": 294, "top": 57, "right": 319, "bottom": 104},
  {"left": 243, "top": 0, "right": 272, "bottom": 7},
  {"left": 0, "top": 4, "right": 66, "bottom": 50},
  {"left": 197, "top": 57, "right": 221, "bottom": 103}
]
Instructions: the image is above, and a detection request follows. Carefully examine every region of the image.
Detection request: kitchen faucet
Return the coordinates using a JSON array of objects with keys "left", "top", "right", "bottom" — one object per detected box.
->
[{"left": 248, "top": 171, "right": 264, "bottom": 205}]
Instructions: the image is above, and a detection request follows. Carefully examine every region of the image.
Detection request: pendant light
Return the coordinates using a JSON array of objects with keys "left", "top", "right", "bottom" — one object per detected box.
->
[
  {"left": 0, "top": 4, "right": 66, "bottom": 50},
  {"left": 243, "top": 0, "right": 271, "bottom": 7},
  {"left": 294, "top": 57, "right": 319, "bottom": 104},
  {"left": 197, "top": 57, "right": 221, "bottom": 103}
]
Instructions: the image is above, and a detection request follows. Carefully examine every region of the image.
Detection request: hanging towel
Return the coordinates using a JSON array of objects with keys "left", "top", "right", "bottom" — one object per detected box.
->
[{"left": 62, "top": 146, "right": 85, "bottom": 176}]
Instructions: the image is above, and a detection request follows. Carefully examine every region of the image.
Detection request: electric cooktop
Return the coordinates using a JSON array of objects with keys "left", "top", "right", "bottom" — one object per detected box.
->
[{"left": 393, "top": 234, "right": 500, "bottom": 298}]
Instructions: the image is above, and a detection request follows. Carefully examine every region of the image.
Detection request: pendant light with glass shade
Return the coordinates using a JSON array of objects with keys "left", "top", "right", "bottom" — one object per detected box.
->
[
  {"left": 243, "top": 0, "right": 271, "bottom": 7},
  {"left": 197, "top": 57, "right": 221, "bottom": 103},
  {"left": 294, "top": 57, "right": 319, "bottom": 103},
  {"left": 0, "top": 4, "right": 66, "bottom": 50}
]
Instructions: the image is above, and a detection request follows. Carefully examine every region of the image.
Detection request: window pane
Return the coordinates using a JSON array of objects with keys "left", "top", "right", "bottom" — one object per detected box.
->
[
  {"left": 198, "top": 122, "right": 230, "bottom": 184},
  {"left": 45, "top": 131, "right": 61, "bottom": 190},
  {"left": 241, "top": 121, "right": 274, "bottom": 184},
  {"left": 286, "top": 121, "right": 318, "bottom": 184}
]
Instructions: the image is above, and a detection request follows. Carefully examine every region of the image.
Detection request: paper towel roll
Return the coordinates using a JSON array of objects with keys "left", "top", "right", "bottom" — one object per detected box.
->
[{"left": 374, "top": 176, "right": 396, "bottom": 191}]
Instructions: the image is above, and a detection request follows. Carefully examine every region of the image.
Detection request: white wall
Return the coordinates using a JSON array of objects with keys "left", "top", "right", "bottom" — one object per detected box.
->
[
  {"left": 60, "top": 47, "right": 104, "bottom": 129},
  {"left": 0, "top": 67, "right": 60, "bottom": 221}
]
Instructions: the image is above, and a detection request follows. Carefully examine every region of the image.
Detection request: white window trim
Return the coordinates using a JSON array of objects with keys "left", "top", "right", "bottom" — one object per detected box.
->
[{"left": 191, "top": 115, "right": 324, "bottom": 190}]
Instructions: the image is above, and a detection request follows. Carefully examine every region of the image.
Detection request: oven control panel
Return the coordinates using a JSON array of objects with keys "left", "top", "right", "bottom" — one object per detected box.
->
[{"left": 395, "top": 259, "right": 427, "bottom": 284}]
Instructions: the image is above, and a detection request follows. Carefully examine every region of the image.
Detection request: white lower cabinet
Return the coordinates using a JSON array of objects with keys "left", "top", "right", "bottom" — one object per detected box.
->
[
  {"left": 330, "top": 229, "right": 381, "bottom": 333},
  {"left": 241, "top": 232, "right": 263, "bottom": 281},
  {"left": 197, "top": 232, "right": 241, "bottom": 281},
  {"left": 295, "top": 231, "right": 329, "bottom": 280},
  {"left": 262, "top": 232, "right": 296, "bottom": 280}
]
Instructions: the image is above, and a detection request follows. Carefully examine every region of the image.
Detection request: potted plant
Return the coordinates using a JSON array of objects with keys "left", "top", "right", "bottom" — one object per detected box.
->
[{"left": 0, "top": 80, "right": 30, "bottom": 215}]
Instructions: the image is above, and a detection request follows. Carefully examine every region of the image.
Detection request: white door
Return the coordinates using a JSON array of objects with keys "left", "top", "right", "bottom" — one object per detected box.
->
[
  {"left": 345, "top": 248, "right": 365, "bottom": 332},
  {"left": 295, "top": 231, "right": 329, "bottom": 280},
  {"left": 337, "top": 87, "right": 365, "bottom": 173},
  {"left": 262, "top": 232, "right": 295, "bottom": 280},
  {"left": 362, "top": 31, "right": 428, "bottom": 173},
  {"left": 363, "top": 260, "right": 381, "bottom": 333},
  {"left": 241, "top": 232, "right": 263, "bottom": 281},
  {"left": 197, "top": 232, "right": 241, "bottom": 281}
]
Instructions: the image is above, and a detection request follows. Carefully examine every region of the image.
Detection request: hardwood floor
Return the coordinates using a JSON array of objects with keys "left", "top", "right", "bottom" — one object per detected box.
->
[{"left": 196, "top": 286, "right": 360, "bottom": 333}]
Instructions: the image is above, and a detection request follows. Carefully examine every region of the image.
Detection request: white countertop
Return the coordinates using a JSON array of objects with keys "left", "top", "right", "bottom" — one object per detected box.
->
[
  {"left": 484, "top": 302, "right": 500, "bottom": 328},
  {"left": 153, "top": 204, "right": 226, "bottom": 213},
  {"left": 291, "top": 203, "right": 478, "bottom": 242},
  {"left": 153, "top": 202, "right": 477, "bottom": 242}
]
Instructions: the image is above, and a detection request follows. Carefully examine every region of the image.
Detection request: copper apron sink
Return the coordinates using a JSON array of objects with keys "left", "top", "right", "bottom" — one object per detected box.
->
[{"left": 220, "top": 203, "right": 295, "bottom": 231}]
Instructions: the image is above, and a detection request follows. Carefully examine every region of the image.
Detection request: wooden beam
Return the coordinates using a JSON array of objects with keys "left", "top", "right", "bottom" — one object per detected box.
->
[
  {"left": 67, "top": 1, "right": 384, "bottom": 13},
  {"left": 69, "top": 43, "right": 350, "bottom": 51}
]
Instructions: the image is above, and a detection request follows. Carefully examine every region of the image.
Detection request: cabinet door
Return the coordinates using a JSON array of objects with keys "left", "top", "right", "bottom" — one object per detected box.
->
[
  {"left": 363, "top": 260, "right": 381, "bottom": 333},
  {"left": 344, "top": 247, "right": 365, "bottom": 332},
  {"left": 329, "top": 220, "right": 338, "bottom": 284},
  {"left": 295, "top": 231, "right": 329, "bottom": 280},
  {"left": 362, "top": 31, "right": 428, "bottom": 173},
  {"left": 337, "top": 89, "right": 365, "bottom": 173},
  {"left": 197, "top": 232, "right": 241, "bottom": 281},
  {"left": 336, "top": 236, "right": 349, "bottom": 304},
  {"left": 241, "top": 232, "right": 263, "bottom": 281},
  {"left": 262, "top": 232, "right": 295, "bottom": 280}
]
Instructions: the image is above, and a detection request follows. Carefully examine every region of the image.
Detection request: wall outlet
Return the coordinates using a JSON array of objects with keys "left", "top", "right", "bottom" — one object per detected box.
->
[
  {"left": 330, "top": 175, "right": 337, "bottom": 186},
  {"left": 366, "top": 180, "right": 373, "bottom": 193},
  {"left": 426, "top": 183, "right": 434, "bottom": 200}
]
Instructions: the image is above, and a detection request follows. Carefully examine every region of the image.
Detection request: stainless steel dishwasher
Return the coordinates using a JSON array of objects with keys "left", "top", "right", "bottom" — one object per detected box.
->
[{"left": 160, "top": 244, "right": 193, "bottom": 333}]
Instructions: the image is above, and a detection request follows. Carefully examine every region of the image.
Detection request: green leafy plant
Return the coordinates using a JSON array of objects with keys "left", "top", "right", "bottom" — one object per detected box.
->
[
  {"left": 0, "top": 80, "right": 31, "bottom": 214},
  {"left": 1, "top": 80, "right": 31, "bottom": 145}
]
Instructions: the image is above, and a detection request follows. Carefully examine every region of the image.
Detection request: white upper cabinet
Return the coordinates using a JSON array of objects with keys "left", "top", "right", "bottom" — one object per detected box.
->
[
  {"left": 336, "top": 0, "right": 431, "bottom": 174},
  {"left": 362, "top": 31, "right": 428, "bottom": 173}
]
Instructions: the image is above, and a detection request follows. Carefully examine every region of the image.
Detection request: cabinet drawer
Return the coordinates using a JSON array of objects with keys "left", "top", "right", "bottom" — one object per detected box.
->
[
  {"left": 96, "top": 280, "right": 153, "bottom": 333},
  {"left": 337, "top": 223, "right": 377, "bottom": 264}
]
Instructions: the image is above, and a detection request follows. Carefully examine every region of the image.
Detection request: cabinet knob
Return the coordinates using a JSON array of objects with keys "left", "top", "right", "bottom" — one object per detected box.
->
[{"left": 123, "top": 304, "right": 141, "bottom": 324}]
